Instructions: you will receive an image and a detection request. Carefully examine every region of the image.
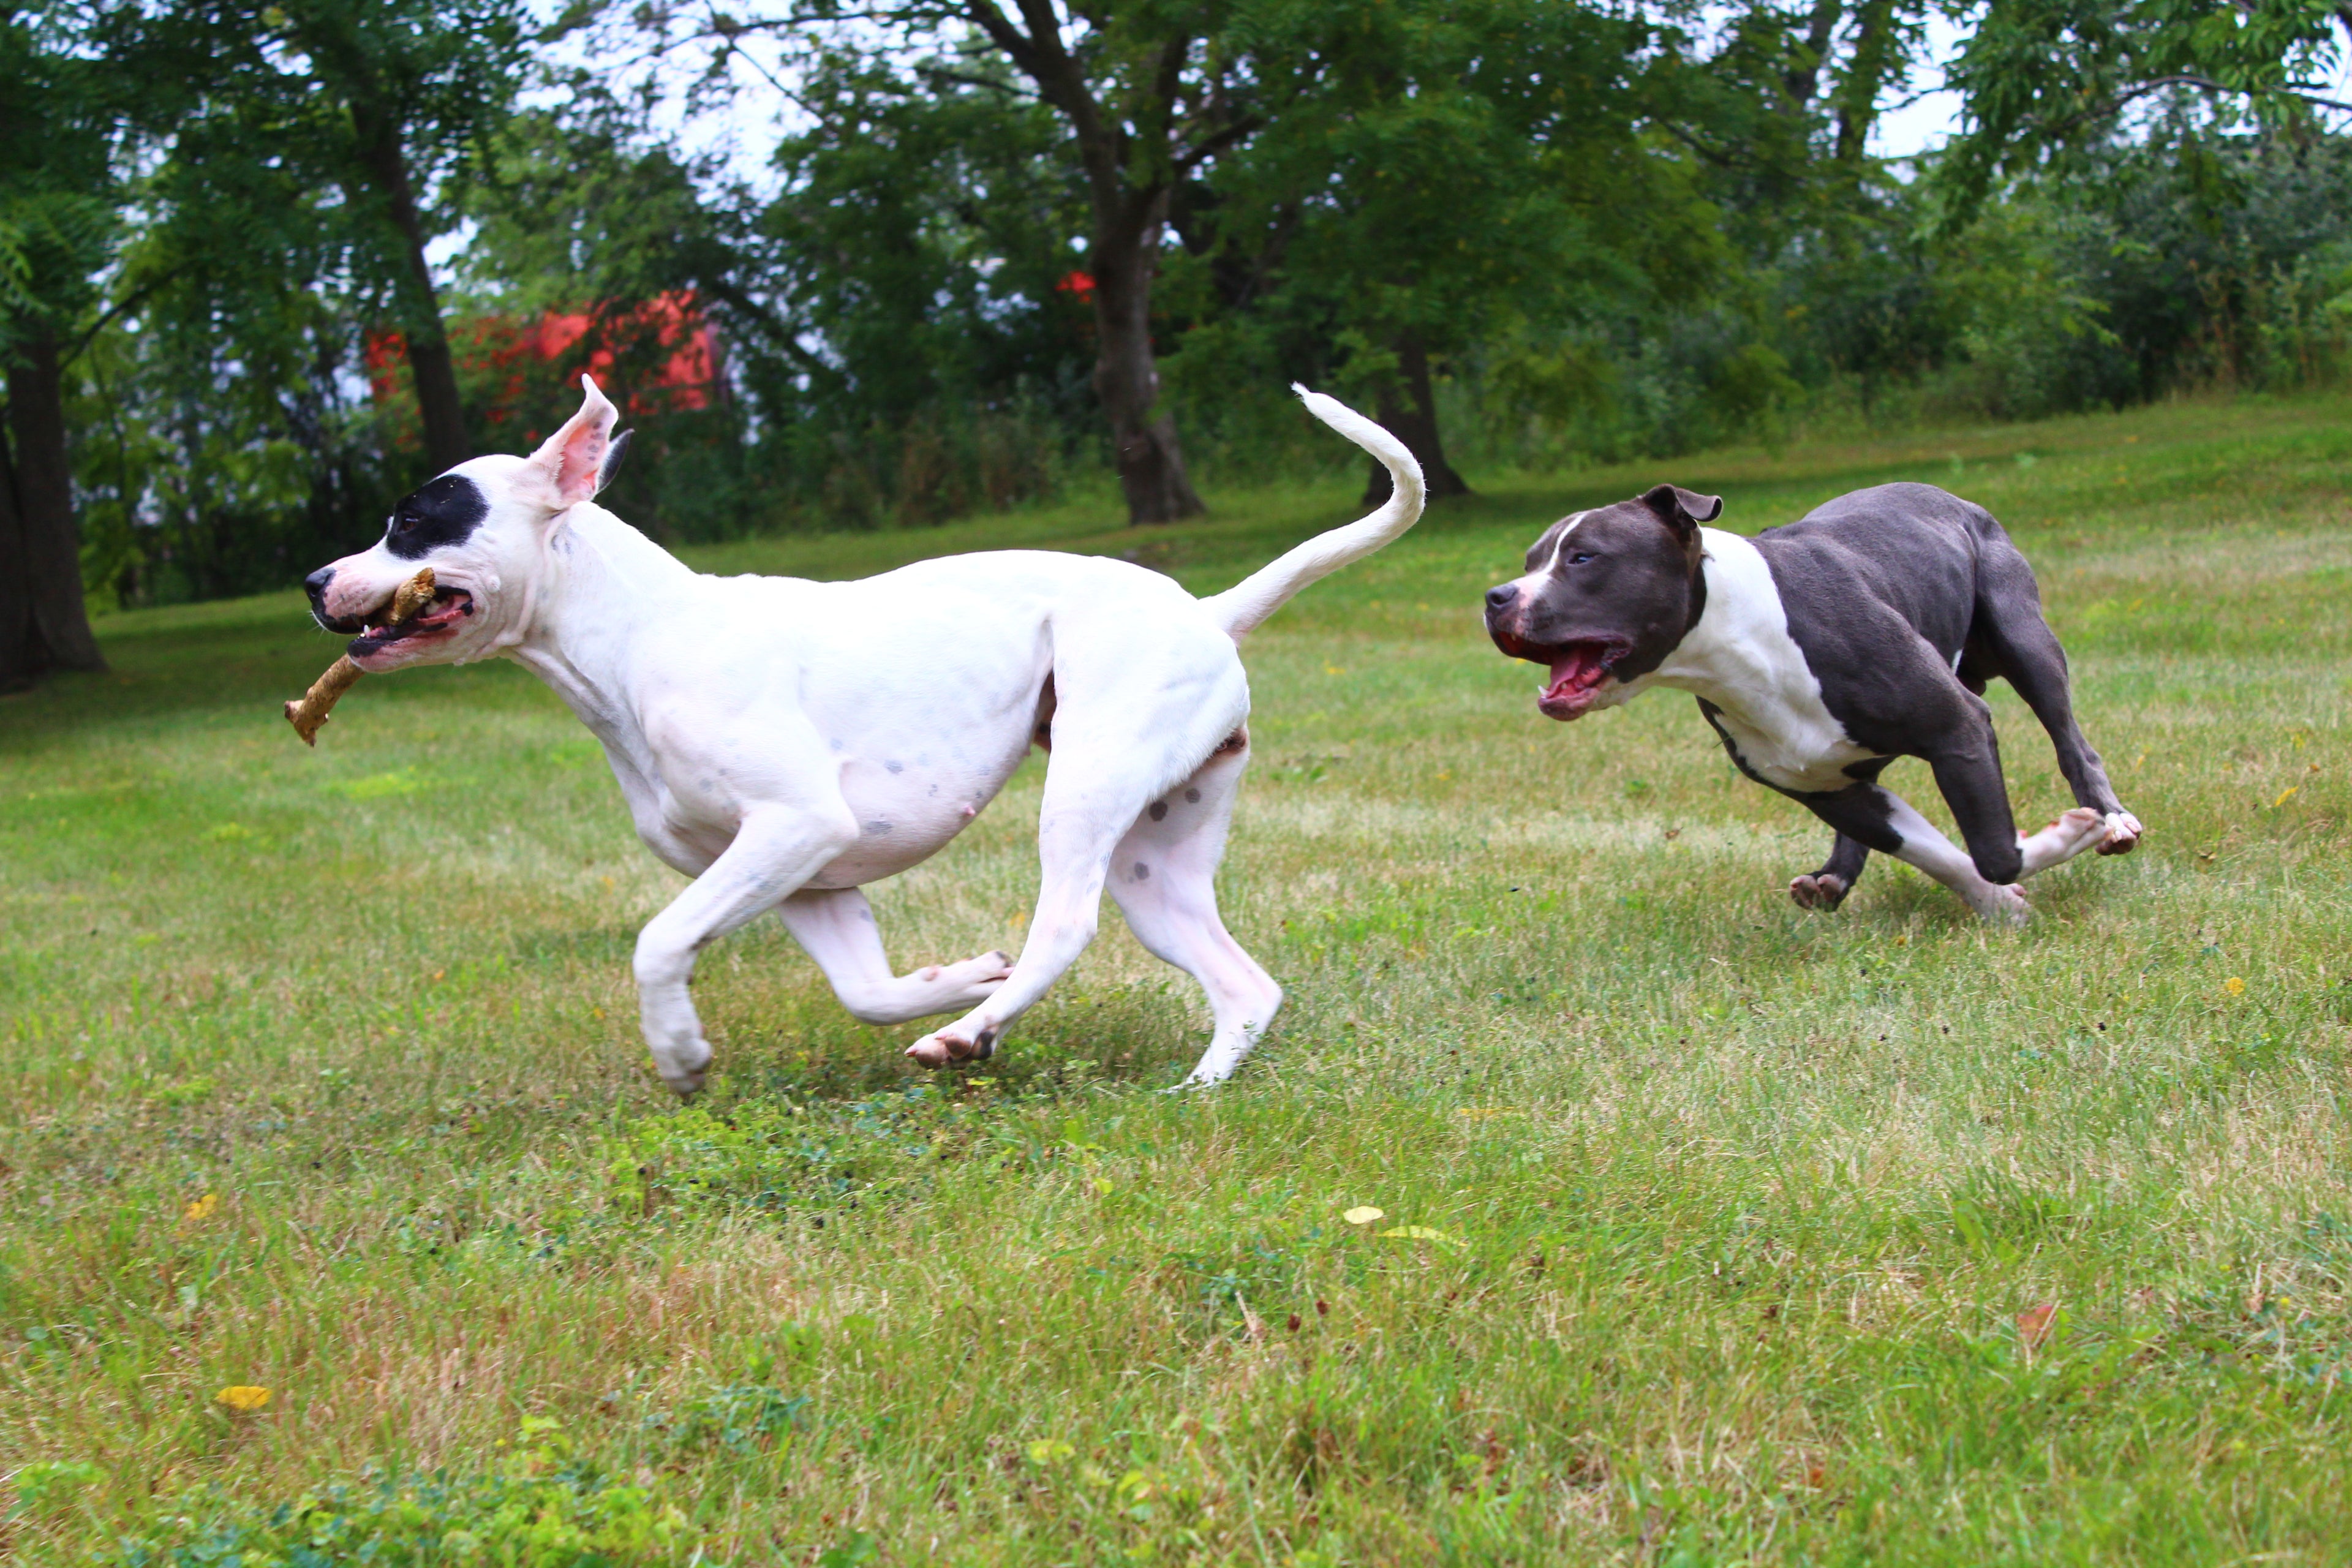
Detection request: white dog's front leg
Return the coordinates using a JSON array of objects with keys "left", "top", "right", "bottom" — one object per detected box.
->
[
  {"left": 775, "top": 888, "right": 1013, "bottom": 1025},
  {"left": 634, "top": 808, "right": 856, "bottom": 1095}
]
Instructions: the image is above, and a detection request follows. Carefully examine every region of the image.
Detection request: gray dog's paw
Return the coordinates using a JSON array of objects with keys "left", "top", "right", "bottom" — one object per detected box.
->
[
  {"left": 2097, "top": 811, "right": 2144, "bottom": 856},
  {"left": 1789, "top": 873, "right": 1849, "bottom": 911}
]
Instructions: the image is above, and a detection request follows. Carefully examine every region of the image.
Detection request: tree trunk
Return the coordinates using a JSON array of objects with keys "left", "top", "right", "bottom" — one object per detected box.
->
[
  {"left": 1363, "top": 331, "right": 1469, "bottom": 507},
  {"left": 1784, "top": 0, "right": 1843, "bottom": 106},
  {"left": 1833, "top": 0, "right": 1898, "bottom": 164},
  {"left": 350, "top": 102, "right": 470, "bottom": 473},
  {"left": 0, "top": 404, "right": 35, "bottom": 691},
  {"left": 1091, "top": 202, "right": 1204, "bottom": 526},
  {"left": 959, "top": 4, "right": 1205, "bottom": 524},
  {"left": 0, "top": 326, "right": 107, "bottom": 687}
]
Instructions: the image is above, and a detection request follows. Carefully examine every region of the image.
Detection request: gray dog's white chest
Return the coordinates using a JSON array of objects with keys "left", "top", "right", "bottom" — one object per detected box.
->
[{"left": 1633, "top": 529, "right": 1883, "bottom": 795}]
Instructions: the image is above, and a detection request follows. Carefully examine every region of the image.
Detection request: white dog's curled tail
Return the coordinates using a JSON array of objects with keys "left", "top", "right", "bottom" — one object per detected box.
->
[{"left": 1200, "top": 385, "right": 1425, "bottom": 639}]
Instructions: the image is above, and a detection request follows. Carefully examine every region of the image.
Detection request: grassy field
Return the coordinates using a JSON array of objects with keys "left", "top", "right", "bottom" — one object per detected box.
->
[{"left": 4, "top": 392, "right": 2350, "bottom": 1564}]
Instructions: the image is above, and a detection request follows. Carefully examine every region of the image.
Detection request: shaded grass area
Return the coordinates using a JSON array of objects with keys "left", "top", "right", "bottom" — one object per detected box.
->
[{"left": 4, "top": 391, "right": 2351, "bottom": 1562}]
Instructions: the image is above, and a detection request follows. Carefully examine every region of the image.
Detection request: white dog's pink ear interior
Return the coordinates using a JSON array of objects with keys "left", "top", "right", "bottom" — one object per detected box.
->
[{"left": 530, "top": 375, "right": 620, "bottom": 510}]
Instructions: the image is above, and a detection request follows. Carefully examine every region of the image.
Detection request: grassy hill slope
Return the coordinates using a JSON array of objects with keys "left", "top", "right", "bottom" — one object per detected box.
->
[{"left": 3, "top": 392, "right": 2350, "bottom": 1562}]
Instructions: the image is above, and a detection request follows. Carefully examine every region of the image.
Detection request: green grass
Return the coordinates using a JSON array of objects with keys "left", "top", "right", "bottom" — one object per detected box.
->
[{"left": 5, "top": 391, "right": 2352, "bottom": 1564}]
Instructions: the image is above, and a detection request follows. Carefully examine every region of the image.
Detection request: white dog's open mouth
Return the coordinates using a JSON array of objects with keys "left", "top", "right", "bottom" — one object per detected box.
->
[{"left": 332, "top": 585, "right": 475, "bottom": 657}]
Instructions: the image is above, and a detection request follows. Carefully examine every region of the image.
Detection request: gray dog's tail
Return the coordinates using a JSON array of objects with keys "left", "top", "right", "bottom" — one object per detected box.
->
[{"left": 1200, "top": 386, "right": 1425, "bottom": 640}]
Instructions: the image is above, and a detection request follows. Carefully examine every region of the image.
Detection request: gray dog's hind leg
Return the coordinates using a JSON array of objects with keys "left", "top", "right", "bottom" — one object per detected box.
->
[
  {"left": 1790, "top": 832, "right": 1871, "bottom": 911},
  {"left": 1962, "top": 524, "right": 2141, "bottom": 854},
  {"left": 1923, "top": 692, "right": 2027, "bottom": 886},
  {"left": 1792, "top": 778, "right": 2029, "bottom": 923}
]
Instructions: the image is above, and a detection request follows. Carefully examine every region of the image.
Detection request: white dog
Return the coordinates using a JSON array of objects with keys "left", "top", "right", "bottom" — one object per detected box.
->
[{"left": 303, "top": 379, "right": 1423, "bottom": 1093}]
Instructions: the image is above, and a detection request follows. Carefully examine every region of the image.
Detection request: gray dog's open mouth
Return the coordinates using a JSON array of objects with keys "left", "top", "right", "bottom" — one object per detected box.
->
[
  {"left": 1492, "top": 632, "right": 1630, "bottom": 720},
  {"left": 320, "top": 586, "right": 475, "bottom": 654},
  {"left": 1536, "top": 641, "right": 1627, "bottom": 719}
]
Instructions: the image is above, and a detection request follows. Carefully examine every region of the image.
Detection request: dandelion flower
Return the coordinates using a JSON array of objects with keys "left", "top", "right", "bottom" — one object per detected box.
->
[
  {"left": 1381, "top": 1225, "right": 1457, "bottom": 1244},
  {"left": 216, "top": 1385, "right": 271, "bottom": 1414},
  {"left": 183, "top": 1193, "right": 218, "bottom": 1223},
  {"left": 2223, "top": 976, "right": 2246, "bottom": 997}
]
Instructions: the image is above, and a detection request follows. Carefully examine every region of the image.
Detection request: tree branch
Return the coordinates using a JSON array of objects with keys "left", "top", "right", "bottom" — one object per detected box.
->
[
  {"left": 962, "top": 0, "right": 1043, "bottom": 80},
  {"left": 2048, "top": 72, "right": 2352, "bottom": 140},
  {"left": 915, "top": 64, "right": 1036, "bottom": 98},
  {"left": 1174, "top": 111, "right": 1262, "bottom": 172}
]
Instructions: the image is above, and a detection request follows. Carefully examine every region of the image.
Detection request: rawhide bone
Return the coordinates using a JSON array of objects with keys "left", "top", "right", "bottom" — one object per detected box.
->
[{"left": 282, "top": 567, "right": 435, "bottom": 746}]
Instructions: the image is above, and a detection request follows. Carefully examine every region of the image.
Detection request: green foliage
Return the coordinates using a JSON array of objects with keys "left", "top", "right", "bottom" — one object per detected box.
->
[
  {"left": 108, "top": 1423, "right": 704, "bottom": 1566},
  {"left": 0, "top": 9, "right": 128, "bottom": 341},
  {"left": 28, "top": 0, "right": 541, "bottom": 607},
  {"left": 22, "top": 0, "right": 2352, "bottom": 609},
  {"left": 1161, "top": 0, "right": 1735, "bottom": 472},
  {"left": 647, "top": 1382, "right": 812, "bottom": 1453},
  {"left": 1939, "top": 0, "right": 2352, "bottom": 214},
  {"left": 612, "top": 1082, "right": 1049, "bottom": 1215}
]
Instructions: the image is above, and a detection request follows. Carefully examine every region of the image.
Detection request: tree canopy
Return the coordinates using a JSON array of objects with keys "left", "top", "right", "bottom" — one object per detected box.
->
[{"left": 4, "top": 0, "right": 2350, "bottom": 684}]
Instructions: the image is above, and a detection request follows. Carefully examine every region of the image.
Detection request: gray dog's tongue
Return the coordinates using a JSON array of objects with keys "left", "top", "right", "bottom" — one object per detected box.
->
[{"left": 1544, "top": 646, "right": 1608, "bottom": 701}]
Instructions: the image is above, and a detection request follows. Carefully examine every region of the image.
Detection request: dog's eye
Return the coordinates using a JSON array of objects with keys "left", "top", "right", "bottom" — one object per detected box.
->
[{"left": 1567, "top": 552, "right": 1596, "bottom": 566}]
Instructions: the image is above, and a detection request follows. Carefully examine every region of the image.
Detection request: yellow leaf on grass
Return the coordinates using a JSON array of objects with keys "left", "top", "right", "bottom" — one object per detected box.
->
[
  {"left": 1343, "top": 1206, "right": 1384, "bottom": 1226},
  {"left": 1381, "top": 1226, "right": 1458, "bottom": 1245},
  {"left": 1027, "top": 1439, "right": 1074, "bottom": 1465},
  {"left": 216, "top": 1385, "right": 271, "bottom": 1413},
  {"left": 2272, "top": 786, "right": 2299, "bottom": 809},
  {"left": 183, "top": 1193, "right": 218, "bottom": 1223}
]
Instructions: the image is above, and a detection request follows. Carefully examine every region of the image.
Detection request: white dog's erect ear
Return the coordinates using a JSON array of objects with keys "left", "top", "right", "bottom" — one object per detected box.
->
[
  {"left": 597, "top": 429, "right": 633, "bottom": 496},
  {"left": 529, "top": 375, "right": 620, "bottom": 511}
]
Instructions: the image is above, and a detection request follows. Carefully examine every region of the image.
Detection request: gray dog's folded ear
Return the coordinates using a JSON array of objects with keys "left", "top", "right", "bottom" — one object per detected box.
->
[
  {"left": 1670, "top": 486, "right": 1722, "bottom": 522},
  {"left": 1638, "top": 483, "right": 1724, "bottom": 535},
  {"left": 597, "top": 429, "right": 633, "bottom": 496}
]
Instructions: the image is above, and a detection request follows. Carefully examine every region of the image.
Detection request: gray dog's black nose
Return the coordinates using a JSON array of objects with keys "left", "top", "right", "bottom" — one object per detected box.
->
[
  {"left": 1485, "top": 583, "right": 1518, "bottom": 612},
  {"left": 303, "top": 566, "right": 334, "bottom": 607}
]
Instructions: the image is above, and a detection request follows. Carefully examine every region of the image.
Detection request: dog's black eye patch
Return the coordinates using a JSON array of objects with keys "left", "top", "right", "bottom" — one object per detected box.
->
[{"left": 385, "top": 474, "right": 488, "bottom": 560}]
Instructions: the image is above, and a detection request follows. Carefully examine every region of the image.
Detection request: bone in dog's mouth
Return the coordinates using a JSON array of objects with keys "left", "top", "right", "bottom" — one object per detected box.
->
[{"left": 318, "top": 586, "right": 475, "bottom": 654}]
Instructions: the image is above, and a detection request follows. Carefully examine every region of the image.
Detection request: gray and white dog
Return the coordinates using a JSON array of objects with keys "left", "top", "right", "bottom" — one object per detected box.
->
[{"left": 1483, "top": 482, "right": 2142, "bottom": 921}]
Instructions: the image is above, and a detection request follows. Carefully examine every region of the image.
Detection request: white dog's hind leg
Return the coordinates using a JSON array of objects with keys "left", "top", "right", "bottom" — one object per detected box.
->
[
  {"left": 1106, "top": 744, "right": 1282, "bottom": 1085},
  {"left": 634, "top": 808, "right": 858, "bottom": 1095},
  {"left": 907, "top": 612, "right": 1253, "bottom": 1069},
  {"left": 776, "top": 888, "right": 1012, "bottom": 1025},
  {"left": 2016, "top": 806, "right": 2111, "bottom": 877},
  {"left": 904, "top": 788, "right": 1123, "bottom": 1066}
]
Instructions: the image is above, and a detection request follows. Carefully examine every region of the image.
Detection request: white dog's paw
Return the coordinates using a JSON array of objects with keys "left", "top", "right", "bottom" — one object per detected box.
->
[
  {"left": 650, "top": 1035, "right": 714, "bottom": 1098},
  {"left": 2018, "top": 807, "right": 2109, "bottom": 875},
  {"left": 1970, "top": 883, "right": 2032, "bottom": 926},
  {"left": 906, "top": 1024, "right": 996, "bottom": 1068},
  {"left": 1789, "top": 873, "right": 1850, "bottom": 911},
  {"left": 2097, "top": 810, "right": 2144, "bottom": 856},
  {"left": 920, "top": 949, "right": 1014, "bottom": 1003}
]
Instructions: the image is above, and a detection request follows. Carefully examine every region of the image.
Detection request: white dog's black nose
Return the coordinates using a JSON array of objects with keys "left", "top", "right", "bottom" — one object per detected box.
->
[
  {"left": 1485, "top": 584, "right": 1518, "bottom": 612},
  {"left": 304, "top": 566, "right": 335, "bottom": 611}
]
